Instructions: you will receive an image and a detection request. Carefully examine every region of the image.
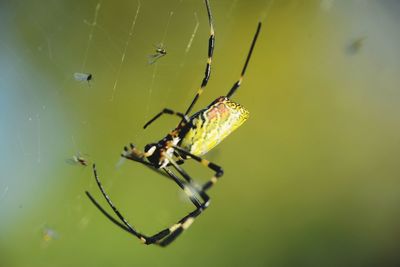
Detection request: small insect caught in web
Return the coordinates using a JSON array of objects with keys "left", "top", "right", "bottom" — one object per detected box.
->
[
  {"left": 346, "top": 36, "right": 367, "bottom": 55},
  {"left": 39, "top": 225, "right": 59, "bottom": 248},
  {"left": 74, "top": 72, "right": 93, "bottom": 86},
  {"left": 148, "top": 43, "right": 167, "bottom": 64},
  {"left": 42, "top": 226, "right": 59, "bottom": 242},
  {"left": 66, "top": 152, "right": 89, "bottom": 167}
]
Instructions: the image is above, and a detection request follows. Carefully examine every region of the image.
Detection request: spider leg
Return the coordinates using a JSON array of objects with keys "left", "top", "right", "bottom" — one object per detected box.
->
[
  {"left": 87, "top": 163, "right": 209, "bottom": 246},
  {"left": 122, "top": 143, "right": 208, "bottom": 205},
  {"left": 165, "top": 154, "right": 211, "bottom": 201},
  {"left": 143, "top": 108, "right": 189, "bottom": 129},
  {"left": 173, "top": 151, "right": 185, "bottom": 165},
  {"left": 226, "top": 22, "right": 262, "bottom": 99},
  {"left": 122, "top": 143, "right": 146, "bottom": 158},
  {"left": 156, "top": 202, "right": 206, "bottom": 247},
  {"left": 173, "top": 146, "right": 223, "bottom": 191},
  {"left": 88, "top": 164, "right": 156, "bottom": 242},
  {"left": 85, "top": 191, "right": 137, "bottom": 235},
  {"left": 182, "top": 0, "right": 215, "bottom": 117},
  {"left": 154, "top": 166, "right": 210, "bottom": 247},
  {"left": 120, "top": 148, "right": 173, "bottom": 180},
  {"left": 86, "top": 190, "right": 176, "bottom": 244}
]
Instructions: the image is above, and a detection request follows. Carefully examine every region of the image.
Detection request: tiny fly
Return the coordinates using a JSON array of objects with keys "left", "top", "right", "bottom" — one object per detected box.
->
[
  {"left": 74, "top": 72, "right": 93, "bottom": 86},
  {"left": 148, "top": 44, "right": 167, "bottom": 64}
]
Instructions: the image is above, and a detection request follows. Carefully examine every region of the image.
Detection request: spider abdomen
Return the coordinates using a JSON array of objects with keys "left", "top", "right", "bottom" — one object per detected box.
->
[{"left": 179, "top": 97, "right": 249, "bottom": 156}]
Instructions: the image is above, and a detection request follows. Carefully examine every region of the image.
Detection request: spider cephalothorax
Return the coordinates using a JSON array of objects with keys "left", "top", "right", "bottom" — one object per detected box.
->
[
  {"left": 143, "top": 135, "right": 180, "bottom": 169},
  {"left": 86, "top": 0, "right": 261, "bottom": 247}
]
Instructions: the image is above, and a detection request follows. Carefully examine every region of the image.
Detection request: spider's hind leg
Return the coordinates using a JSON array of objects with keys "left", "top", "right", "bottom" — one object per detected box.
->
[{"left": 173, "top": 146, "right": 223, "bottom": 192}]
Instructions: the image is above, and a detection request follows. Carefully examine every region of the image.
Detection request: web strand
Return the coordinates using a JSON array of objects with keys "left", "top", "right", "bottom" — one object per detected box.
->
[
  {"left": 81, "top": 2, "right": 101, "bottom": 72},
  {"left": 261, "top": 0, "right": 275, "bottom": 22},
  {"left": 110, "top": 0, "right": 141, "bottom": 102},
  {"left": 36, "top": 113, "right": 41, "bottom": 164},
  {"left": 185, "top": 12, "right": 200, "bottom": 54},
  {"left": 143, "top": 10, "right": 175, "bottom": 121}
]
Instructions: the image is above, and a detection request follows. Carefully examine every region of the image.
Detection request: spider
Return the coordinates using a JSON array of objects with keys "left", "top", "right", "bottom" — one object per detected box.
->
[{"left": 86, "top": 0, "right": 261, "bottom": 247}]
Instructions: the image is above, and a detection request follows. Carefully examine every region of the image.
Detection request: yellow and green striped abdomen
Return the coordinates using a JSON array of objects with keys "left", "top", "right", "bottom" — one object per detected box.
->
[{"left": 179, "top": 97, "right": 249, "bottom": 156}]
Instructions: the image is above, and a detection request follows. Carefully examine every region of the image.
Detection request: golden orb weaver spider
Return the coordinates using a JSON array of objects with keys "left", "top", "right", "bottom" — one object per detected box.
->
[{"left": 85, "top": 0, "right": 261, "bottom": 247}]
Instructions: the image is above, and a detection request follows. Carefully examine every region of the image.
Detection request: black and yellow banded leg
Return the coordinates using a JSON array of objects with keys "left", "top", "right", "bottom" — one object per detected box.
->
[
  {"left": 143, "top": 108, "right": 189, "bottom": 129},
  {"left": 156, "top": 203, "right": 207, "bottom": 246},
  {"left": 173, "top": 151, "right": 185, "bottom": 164},
  {"left": 121, "top": 143, "right": 145, "bottom": 160},
  {"left": 89, "top": 164, "right": 151, "bottom": 242},
  {"left": 120, "top": 152, "right": 173, "bottom": 180},
  {"left": 152, "top": 158, "right": 212, "bottom": 246},
  {"left": 87, "top": 164, "right": 209, "bottom": 246},
  {"left": 152, "top": 167, "right": 210, "bottom": 246},
  {"left": 85, "top": 191, "right": 172, "bottom": 242},
  {"left": 86, "top": 191, "right": 135, "bottom": 235},
  {"left": 87, "top": 189, "right": 205, "bottom": 246},
  {"left": 173, "top": 146, "right": 223, "bottom": 191},
  {"left": 166, "top": 154, "right": 211, "bottom": 202},
  {"left": 226, "top": 22, "right": 262, "bottom": 99},
  {"left": 121, "top": 142, "right": 162, "bottom": 160},
  {"left": 121, "top": 146, "right": 207, "bottom": 205},
  {"left": 163, "top": 166, "right": 205, "bottom": 209},
  {"left": 143, "top": 167, "right": 209, "bottom": 245},
  {"left": 183, "top": 0, "right": 215, "bottom": 117}
]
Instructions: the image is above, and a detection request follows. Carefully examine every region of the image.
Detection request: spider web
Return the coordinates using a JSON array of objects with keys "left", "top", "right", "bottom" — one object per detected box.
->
[
  {"left": 0, "top": 0, "right": 206, "bottom": 235},
  {"left": 2, "top": 1, "right": 400, "bottom": 266},
  {"left": 0, "top": 0, "right": 279, "bottom": 254}
]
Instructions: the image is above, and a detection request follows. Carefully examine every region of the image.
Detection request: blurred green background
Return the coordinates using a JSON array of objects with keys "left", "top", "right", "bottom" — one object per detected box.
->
[{"left": 1, "top": 0, "right": 400, "bottom": 266}]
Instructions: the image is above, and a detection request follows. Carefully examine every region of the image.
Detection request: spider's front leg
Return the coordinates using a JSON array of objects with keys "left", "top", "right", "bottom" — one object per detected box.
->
[
  {"left": 87, "top": 164, "right": 171, "bottom": 243},
  {"left": 122, "top": 143, "right": 206, "bottom": 209},
  {"left": 120, "top": 144, "right": 172, "bottom": 180},
  {"left": 143, "top": 108, "right": 189, "bottom": 129},
  {"left": 86, "top": 162, "right": 210, "bottom": 246},
  {"left": 121, "top": 143, "right": 147, "bottom": 160}
]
